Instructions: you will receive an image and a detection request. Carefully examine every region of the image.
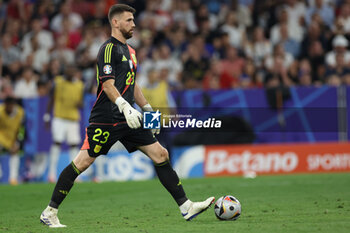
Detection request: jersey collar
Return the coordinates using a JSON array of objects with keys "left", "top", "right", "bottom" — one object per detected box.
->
[{"left": 111, "top": 36, "right": 126, "bottom": 46}]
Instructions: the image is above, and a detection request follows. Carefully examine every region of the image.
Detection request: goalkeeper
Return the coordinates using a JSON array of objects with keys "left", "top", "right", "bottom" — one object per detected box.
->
[{"left": 40, "top": 4, "right": 214, "bottom": 228}]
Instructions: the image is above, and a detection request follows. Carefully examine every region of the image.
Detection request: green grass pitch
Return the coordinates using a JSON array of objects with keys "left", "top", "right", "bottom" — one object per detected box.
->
[{"left": 0, "top": 173, "right": 349, "bottom": 233}]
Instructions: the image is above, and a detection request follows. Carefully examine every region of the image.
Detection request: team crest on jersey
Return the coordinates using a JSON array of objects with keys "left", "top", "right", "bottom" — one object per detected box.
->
[
  {"left": 129, "top": 59, "right": 133, "bottom": 69},
  {"left": 103, "top": 64, "right": 112, "bottom": 74}
]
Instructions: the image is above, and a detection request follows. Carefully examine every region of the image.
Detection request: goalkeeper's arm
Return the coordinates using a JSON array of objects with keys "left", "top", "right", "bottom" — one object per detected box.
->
[{"left": 103, "top": 79, "right": 142, "bottom": 129}]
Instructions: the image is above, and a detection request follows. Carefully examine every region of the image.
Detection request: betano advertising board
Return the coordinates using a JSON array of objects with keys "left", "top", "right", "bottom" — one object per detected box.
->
[{"left": 172, "top": 142, "right": 350, "bottom": 178}]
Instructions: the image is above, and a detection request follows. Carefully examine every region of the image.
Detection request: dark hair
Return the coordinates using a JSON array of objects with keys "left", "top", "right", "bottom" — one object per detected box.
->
[
  {"left": 108, "top": 4, "right": 136, "bottom": 23},
  {"left": 4, "top": 96, "right": 17, "bottom": 104}
]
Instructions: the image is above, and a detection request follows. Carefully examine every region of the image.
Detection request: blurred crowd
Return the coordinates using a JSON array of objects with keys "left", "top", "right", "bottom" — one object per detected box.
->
[{"left": 1, "top": 0, "right": 350, "bottom": 100}]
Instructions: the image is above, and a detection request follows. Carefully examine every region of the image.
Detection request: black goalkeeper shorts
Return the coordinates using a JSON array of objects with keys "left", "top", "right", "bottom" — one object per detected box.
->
[{"left": 81, "top": 122, "right": 157, "bottom": 157}]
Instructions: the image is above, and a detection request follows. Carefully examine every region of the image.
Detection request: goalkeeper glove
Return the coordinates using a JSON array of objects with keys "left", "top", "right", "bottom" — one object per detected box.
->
[
  {"left": 115, "top": 97, "right": 142, "bottom": 129},
  {"left": 142, "top": 103, "right": 161, "bottom": 135}
]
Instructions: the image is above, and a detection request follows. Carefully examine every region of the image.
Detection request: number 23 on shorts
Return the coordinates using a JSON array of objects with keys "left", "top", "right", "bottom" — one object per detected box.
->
[{"left": 92, "top": 128, "right": 110, "bottom": 153}]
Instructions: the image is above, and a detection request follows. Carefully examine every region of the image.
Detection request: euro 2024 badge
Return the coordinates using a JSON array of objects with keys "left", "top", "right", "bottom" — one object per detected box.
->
[
  {"left": 103, "top": 64, "right": 112, "bottom": 74},
  {"left": 143, "top": 110, "right": 161, "bottom": 129}
]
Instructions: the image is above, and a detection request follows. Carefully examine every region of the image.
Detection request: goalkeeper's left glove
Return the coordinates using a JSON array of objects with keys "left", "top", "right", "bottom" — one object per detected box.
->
[
  {"left": 142, "top": 103, "right": 161, "bottom": 135},
  {"left": 115, "top": 97, "right": 142, "bottom": 129}
]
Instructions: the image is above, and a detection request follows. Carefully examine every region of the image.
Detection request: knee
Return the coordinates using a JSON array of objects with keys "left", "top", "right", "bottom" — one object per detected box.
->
[
  {"left": 75, "top": 160, "right": 91, "bottom": 172},
  {"left": 157, "top": 147, "right": 169, "bottom": 163},
  {"left": 73, "top": 155, "right": 94, "bottom": 172}
]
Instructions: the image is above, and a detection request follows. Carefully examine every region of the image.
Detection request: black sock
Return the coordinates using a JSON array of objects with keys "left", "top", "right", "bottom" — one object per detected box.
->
[
  {"left": 49, "top": 162, "right": 81, "bottom": 208},
  {"left": 154, "top": 160, "right": 188, "bottom": 206}
]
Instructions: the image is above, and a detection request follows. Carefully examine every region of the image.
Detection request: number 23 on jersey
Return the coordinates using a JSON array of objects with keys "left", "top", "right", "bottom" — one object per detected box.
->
[{"left": 126, "top": 71, "right": 135, "bottom": 85}]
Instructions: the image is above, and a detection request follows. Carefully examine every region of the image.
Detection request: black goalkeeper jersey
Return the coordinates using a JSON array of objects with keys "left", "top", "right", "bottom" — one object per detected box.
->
[{"left": 89, "top": 37, "right": 137, "bottom": 124}]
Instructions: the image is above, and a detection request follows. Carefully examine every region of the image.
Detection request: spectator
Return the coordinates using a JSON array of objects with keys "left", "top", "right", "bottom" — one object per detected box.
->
[
  {"left": 278, "top": 23, "right": 301, "bottom": 58},
  {"left": 50, "top": 35, "right": 75, "bottom": 66},
  {"left": 138, "top": 29, "right": 155, "bottom": 55},
  {"left": 50, "top": 0, "right": 83, "bottom": 33},
  {"left": 4, "top": 18, "right": 22, "bottom": 46},
  {"left": 342, "top": 73, "right": 350, "bottom": 85},
  {"left": 22, "top": 17, "right": 54, "bottom": 53},
  {"left": 305, "top": 0, "right": 334, "bottom": 27},
  {"left": 325, "top": 53, "right": 350, "bottom": 79},
  {"left": 326, "top": 74, "right": 342, "bottom": 86},
  {"left": 229, "top": 0, "right": 252, "bottom": 28},
  {"left": 55, "top": 17, "right": 82, "bottom": 50},
  {"left": 164, "top": 27, "right": 188, "bottom": 59},
  {"left": 14, "top": 67, "right": 38, "bottom": 99},
  {"left": 192, "top": 34, "right": 213, "bottom": 59},
  {"left": 70, "top": 0, "right": 94, "bottom": 20},
  {"left": 31, "top": 0, "right": 55, "bottom": 30},
  {"left": 195, "top": 4, "right": 218, "bottom": 31},
  {"left": 138, "top": 0, "right": 172, "bottom": 32},
  {"left": 0, "top": 33, "right": 21, "bottom": 82},
  {"left": 0, "top": 96, "right": 25, "bottom": 185},
  {"left": 41, "top": 58, "right": 63, "bottom": 85},
  {"left": 0, "top": 76, "right": 14, "bottom": 100},
  {"left": 286, "top": 0, "right": 306, "bottom": 24},
  {"left": 85, "top": 0, "right": 109, "bottom": 27},
  {"left": 37, "top": 80, "right": 49, "bottom": 97},
  {"left": 210, "top": 32, "right": 226, "bottom": 59},
  {"left": 270, "top": 7, "right": 287, "bottom": 45},
  {"left": 332, "top": 15, "right": 347, "bottom": 36},
  {"left": 265, "top": 43, "right": 294, "bottom": 71},
  {"left": 44, "top": 66, "right": 83, "bottom": 183},
  {"left": 299, "top": 72, "right": 313, "bottom": 86},
  {"left": 172, "top": 0, "right": 198, "bottom": 33},
  {"left": 22, "top": 35, "right": 50, "bottom": 73},
  {"left": 245, "top": 26, "right": 272, "bottom": 67},
  {"left": 196, "top": 15, "right": 213, "bottom": 41},
  {"left": 298, "top": 59, "right": 313, "bottom": 86},
  {"left": 270, "top": 6, "right": 304, "bottom": 45},
  {"left": 221, "top": 11, "right": 246, "bottom": 48},
  {"left": 239, "top": 58, "right": 260, "bottom": 88},
  {"left": 136, "top": 46, "right": 158, "bottom": 88},
  {"left": 325, "top": 35, "right": 350, "bottom": 67},
  {"left": 202, "top": 59, "right": 221, "bottom": 90},
  {"left": 182, "top": 43, "right": 209, "bottom": 86},
  {"left": 77, "top": 25, "right": 105, "bottom": 62},
  {"left": 154, "top": 43, "right": 183, "bottom": 86},
  {"left": 264, "top": 56, "right": 294, "bottom": 88},
  {"left": 181, "top": 71, "right": 198, "bottom": 89},
  {"left": 300, "top": 21, "right": 328, "bottom": 59},
  {"left": 335, "top": 2, "right": 350, "bottom": 33},
  {"left": 159, "top": 0, "right": 172, "bottom": 12},
  {"left": 76, "top": 27, "right": 103, "bottom": 91},
  {"left": 285, "top": 0, "right": 307, "bottom": 41},
  {"left": 219, "top": 46, "right": 245, "bottom": 88},
  {"left": 307, "top": 40, "right": 326, "bottom": 84},
  {"left": 6, "top": 0, "right": 30, "bottom": 22},
  {"left": 0, "top": 33, "right": 21, "bottom": 70}
]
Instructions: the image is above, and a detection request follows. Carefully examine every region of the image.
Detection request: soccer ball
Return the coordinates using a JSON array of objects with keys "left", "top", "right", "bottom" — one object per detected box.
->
[{"left": 214, "top": 195, "right": 241, "bottom": 220}]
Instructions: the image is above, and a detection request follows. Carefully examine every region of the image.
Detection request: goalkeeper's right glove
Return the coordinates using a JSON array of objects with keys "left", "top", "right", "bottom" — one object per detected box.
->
[{"left": 115, "top": 97, "right": 142, "bottom": 129}]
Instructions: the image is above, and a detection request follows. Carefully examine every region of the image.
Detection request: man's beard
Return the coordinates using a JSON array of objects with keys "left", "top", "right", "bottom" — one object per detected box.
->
[{"left": 121, "top": 28, "right": 133, "bottom": 39}]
